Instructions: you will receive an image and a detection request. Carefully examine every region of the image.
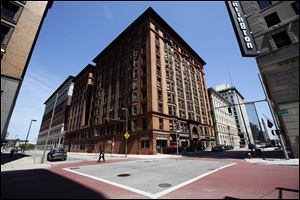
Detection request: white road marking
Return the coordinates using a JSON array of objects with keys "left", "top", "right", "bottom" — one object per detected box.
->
[{"left": 63, "top": 162, "right": 237, "bottom": 199}]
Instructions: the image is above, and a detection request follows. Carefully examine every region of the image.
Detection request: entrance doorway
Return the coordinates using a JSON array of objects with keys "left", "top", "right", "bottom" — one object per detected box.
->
[{"left": 156, "top": 140, "right": 167, "bottom": 154}]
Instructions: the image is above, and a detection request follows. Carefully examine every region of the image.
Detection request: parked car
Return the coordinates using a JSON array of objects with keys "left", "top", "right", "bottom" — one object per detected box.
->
[
  {"left": 212, "top": 145, "right": 225, "bottom": 152},
  {"left": 47, "top": 147, "right": 67, "bottom": 161}
]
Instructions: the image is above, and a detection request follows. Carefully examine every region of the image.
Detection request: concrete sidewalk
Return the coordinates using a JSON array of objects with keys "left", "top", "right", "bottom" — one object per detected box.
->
[
  {"left": 1, "top": 155, "right": 52, "bottom": 172},
  {"left": 2, "top": 151, "right": 298, "bottom": 172},
  {"left": 1, "top": 152, "right": 181, "bottom": 172},
  {"left": 244, "top": 158, "right": 299, "bottom": 165}
]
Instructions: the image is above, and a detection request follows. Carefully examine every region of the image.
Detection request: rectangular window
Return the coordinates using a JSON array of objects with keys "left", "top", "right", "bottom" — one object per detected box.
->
[
  {"left": 158, "top": 90, "right": 162, "bottom": 101},
  {"left": 264, "top": 12, "right": 281, "bottom": 27},
  {"left": 141, "top": 140, "right": 150, "bottom": 148},
  {"left": 142, "top": 119, "right": 147, "bottom": 130},
  {"left": 272, "top": 31, "right": 292, "bottom": 49},
  {"left": 257, "top": 1, "right": 272, "bottom": 10},
  {"left": 291, "top": 2, "right": 299, "bottom": 15},
  {"left": 169, "top": 120, "right": 173, "bottom": 131},
  {"left": 1, "top": 2, "right": 21, "bottom": 23},
  {"left": 1, "top": 23, "right": 13, "bottom": 48},
  {"left": 158, "top": 103, "right": 163, "bottom": 113},
  {"left": 142, "top": 103, "right": 147, "bottom": 113},
  {"left": 159, "top": 118, "right": 163, "bottom": 130},
  {"left": 157, "top": 78, "right": 161, "bottom": 88}
]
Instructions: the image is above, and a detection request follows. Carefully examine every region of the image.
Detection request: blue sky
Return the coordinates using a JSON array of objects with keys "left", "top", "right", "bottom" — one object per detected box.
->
[{"left": 8, "top": 1, "right": 275, "bottom": 142}]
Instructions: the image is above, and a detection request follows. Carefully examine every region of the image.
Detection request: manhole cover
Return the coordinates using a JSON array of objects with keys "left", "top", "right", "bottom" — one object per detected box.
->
[
  {"left": 70, "top": 167, "right": 80, "bottom": 169},
  {"left": 117, "top": 174, "right": 131, "bottom": 177},
  {"left": 158, "top": 183, "right": 172, "bottom": 188}
]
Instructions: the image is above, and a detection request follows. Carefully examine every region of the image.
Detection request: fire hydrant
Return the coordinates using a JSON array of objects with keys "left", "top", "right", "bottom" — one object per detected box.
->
[{"left": 248, "top": 152, "right": 252, "bottom": 159}]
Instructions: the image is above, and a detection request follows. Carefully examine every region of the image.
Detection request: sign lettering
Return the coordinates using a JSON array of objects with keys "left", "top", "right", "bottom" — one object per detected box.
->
[{"left": 225, "top": 1, "right": 257, "bottom": 57}]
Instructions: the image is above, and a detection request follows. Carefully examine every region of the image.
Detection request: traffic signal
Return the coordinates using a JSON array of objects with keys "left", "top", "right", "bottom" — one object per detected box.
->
[
  {"left": 228, "top": 107, "right": 232, "bottom": 115},
  {"left": 267, "top": 119, "right": 273, "bottom": 128}
]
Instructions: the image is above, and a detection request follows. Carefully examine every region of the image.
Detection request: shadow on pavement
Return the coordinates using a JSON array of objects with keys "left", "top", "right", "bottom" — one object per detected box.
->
[
  {"left": 223, "top": 196, "right": 240, "bottom": 199},
  {"left": 1, "top": 153, "right": 29, "bottom": 165},
  {"left": 1, "top": 169, "right": 106, "bottom": 199}
]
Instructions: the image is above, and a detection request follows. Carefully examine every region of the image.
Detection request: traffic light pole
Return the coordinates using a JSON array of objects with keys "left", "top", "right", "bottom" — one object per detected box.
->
[{"left": 258, "top": 74, "right": 289, "bottom": 159}]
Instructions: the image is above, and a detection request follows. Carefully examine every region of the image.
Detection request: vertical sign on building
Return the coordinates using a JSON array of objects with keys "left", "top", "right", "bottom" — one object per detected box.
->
[{"left": 225, "top": 1, "right": 258, "bottom": 57}]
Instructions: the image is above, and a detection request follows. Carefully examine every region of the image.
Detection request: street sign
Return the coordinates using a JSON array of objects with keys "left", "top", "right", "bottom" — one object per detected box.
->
[
  {"left": 124, "top": 132, "right": 130, "bottom": 139},
  {"left": 274, "top": 109, "right": 288, "bottom": 116}
]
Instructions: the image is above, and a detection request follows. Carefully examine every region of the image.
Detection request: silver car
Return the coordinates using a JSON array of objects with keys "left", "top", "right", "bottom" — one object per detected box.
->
[{"left": 47, "top": 148, "right": 67, "bottom": 161}]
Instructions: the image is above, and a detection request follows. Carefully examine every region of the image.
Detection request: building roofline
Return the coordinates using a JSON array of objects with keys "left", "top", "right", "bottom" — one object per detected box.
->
[
  {"left": 44, "top": 75, "right": 75, "bottom": 104},
  {"left": 208, "top": 87, "right": 232, "bottom": 104},
  {"left": 92, "top": 7, "right": 206, "bottom": 66},
  {"left": 216, "top": 87, "right": 245, "bottom": 100},
  {"left": 73, "top": 64, "right": 95, "bottom": 82}
]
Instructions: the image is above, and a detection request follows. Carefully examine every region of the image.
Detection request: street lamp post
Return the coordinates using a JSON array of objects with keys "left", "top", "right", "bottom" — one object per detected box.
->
[
  {"left": 122, "top": 107, "right": 128, "bottom": 157},
  {"left": 23, "top": 119, "right": 37, "bottom": 154},
  {"left": 13, "top": 135, "right": 18, "bottom": 149},
  {"left": 176, "top": 122, "right": 180, "bottom": 155}
]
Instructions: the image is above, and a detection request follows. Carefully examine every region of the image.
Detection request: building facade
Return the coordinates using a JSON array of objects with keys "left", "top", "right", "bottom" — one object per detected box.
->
[
  {"left": 64, "top": 65, "right": 95, "bottom": 153},
  {"left": 64, "top": 7, "right": 215, "bottom": 154},
  {"left": 215, "top": 84, "right": 255, "bottom": 148},
  {"left": 208, "top": 88, "right": 240, "bottom": 148},
  {"left": 37, "top": 76, "right": 74, "bottom": 149},
  {"left": 239, "top": 1, "right": 299, "bottom": 157},
  {"left": 1, "top": 1, "right": 52, "bottom": 143}
]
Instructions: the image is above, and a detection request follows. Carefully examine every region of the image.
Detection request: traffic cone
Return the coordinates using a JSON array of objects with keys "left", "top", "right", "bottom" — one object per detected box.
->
[{"left": 248, "top": 152, "right": 252, "bottom": 159}]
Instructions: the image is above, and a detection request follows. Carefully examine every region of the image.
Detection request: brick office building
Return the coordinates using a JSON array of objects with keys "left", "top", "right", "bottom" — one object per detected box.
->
[
  {"left": 64, "top": 65, "right": 95, "bottom": 152},
  {"left": 64, "top": 7, "right": 215, "bottom": 154}
]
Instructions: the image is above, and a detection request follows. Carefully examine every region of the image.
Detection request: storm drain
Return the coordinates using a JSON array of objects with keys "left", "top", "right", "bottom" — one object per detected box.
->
[
  {"left": 158, "top": 183, "right": 172, "bottom": 188},
  {"left": 117, "top": 174, "right": 131, "bottom": 177}
]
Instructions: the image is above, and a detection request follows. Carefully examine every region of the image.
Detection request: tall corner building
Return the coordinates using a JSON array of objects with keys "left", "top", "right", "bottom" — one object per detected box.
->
[
  {"left": 1, "top": 1, "right": 53, "bottom": 143},
  {"left": 64, "top": 7, "right": 215, "bottom": 154},
  {"left": 236, "top": 1, "right": 299, "bottom": 157}
]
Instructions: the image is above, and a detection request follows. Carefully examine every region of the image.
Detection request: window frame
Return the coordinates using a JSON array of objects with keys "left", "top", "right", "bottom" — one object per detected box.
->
[
  {"left": 1, "top": 1, "right": 24, "bottom": 24},
  {"left": 264, "top": 12, "right": 281, "bottom": 27},
  {"left": 272, "top": 31, "right": 292, "bottom": 49},
  {"left": 1, "top": 22, "right": 14, "bottom": 49},
  {"left": 291, "top": 2, "right": 299, "bottom": 15},
  {"left": 257, "top": 1, "right": 272, "bottom": 10}
]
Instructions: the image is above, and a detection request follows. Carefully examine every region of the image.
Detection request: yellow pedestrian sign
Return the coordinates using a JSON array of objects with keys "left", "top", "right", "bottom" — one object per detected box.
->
[{"left": 124, "top": 132, "right": 130, "bottom": 139}]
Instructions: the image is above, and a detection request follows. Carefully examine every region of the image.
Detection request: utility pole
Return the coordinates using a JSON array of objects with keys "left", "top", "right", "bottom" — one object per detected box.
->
[
  {"left": 23, "top": 119, "right": 37, "bottom": 154},
  {"left": 122, "top": 107, "right": 128, "bottom": 157},
  {"left": 41, "top": 93, "right": 59, "bottom": 163},
  {"left": 258, "top": 74, "right": 289, "bottom": 159}
]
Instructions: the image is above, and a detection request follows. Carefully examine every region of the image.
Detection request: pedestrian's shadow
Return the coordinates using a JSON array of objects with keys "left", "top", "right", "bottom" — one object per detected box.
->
[{"left": 1, "top": 153, "right": 29, "bottom": 165}]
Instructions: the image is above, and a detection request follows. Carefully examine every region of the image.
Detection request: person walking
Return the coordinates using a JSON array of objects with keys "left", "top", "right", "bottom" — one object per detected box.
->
[
  {"left": 97, "top": 145, "right": 105, "bottom": 162},
  {"left": 9, "top": 148, "right": 15, "bottom": 158}
]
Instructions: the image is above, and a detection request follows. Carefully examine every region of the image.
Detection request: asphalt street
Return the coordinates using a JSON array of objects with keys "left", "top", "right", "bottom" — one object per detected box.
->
[{"left": 1, "top": 149, "right": 299, "bottom": 199}]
